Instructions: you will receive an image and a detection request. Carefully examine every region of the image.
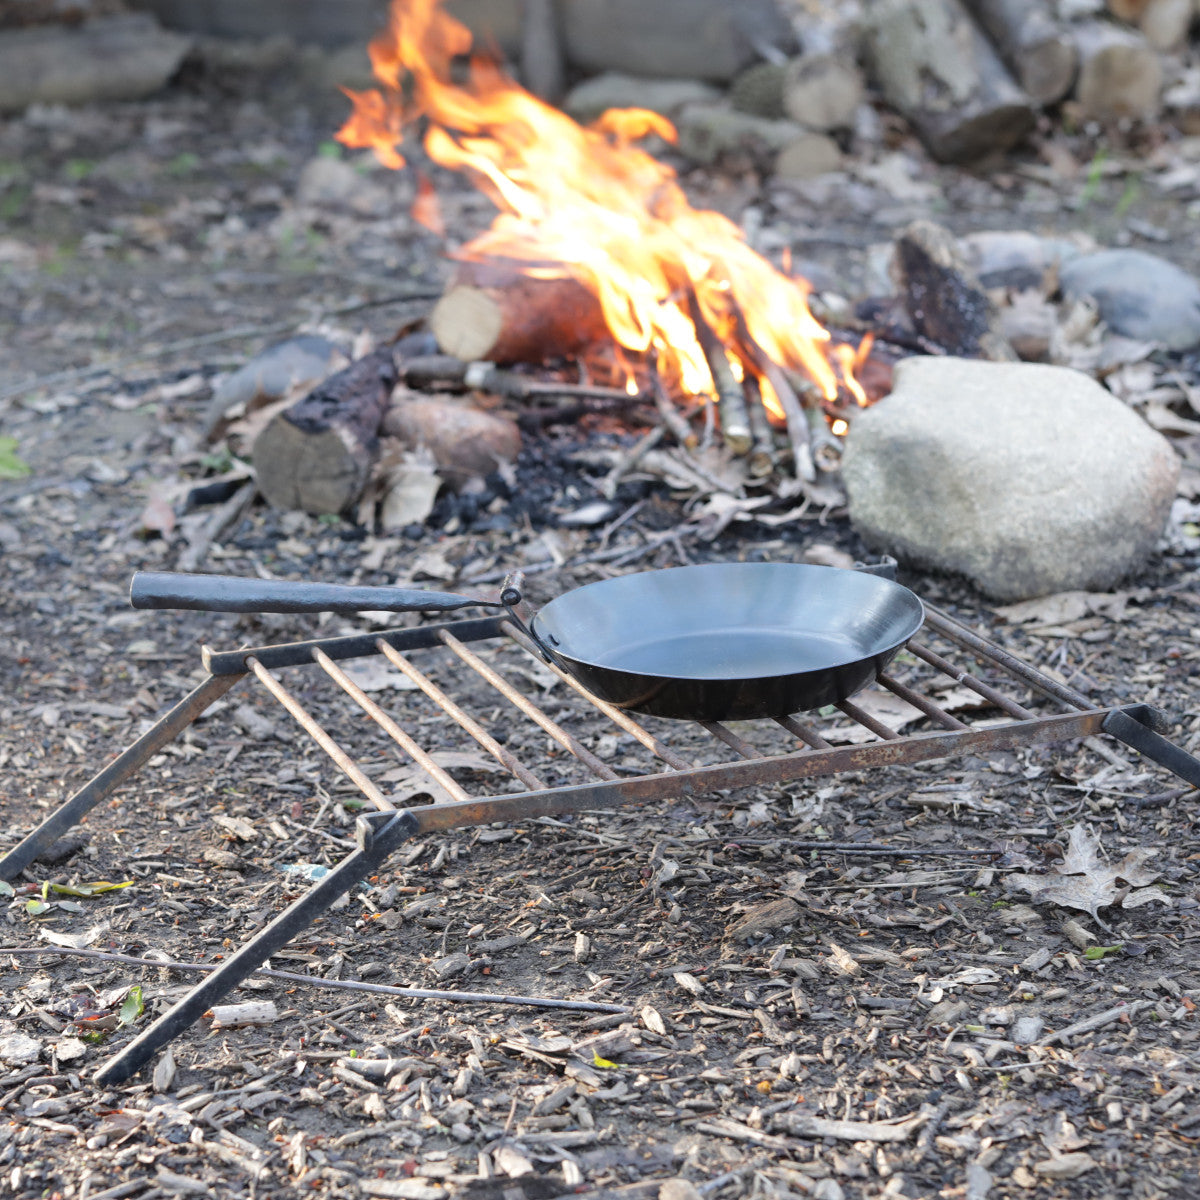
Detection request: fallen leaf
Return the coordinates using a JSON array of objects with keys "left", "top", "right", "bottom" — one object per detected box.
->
[
  {"left": 1007, "top": 825, "right": 1167, "bottom": 927},
  {"left": 39, "top": 922, "right": 108, "bottom": 949},
  {"left": 48, "top": 880, "right": 132, "bottom": 898},
  {"left": 118, "top": 986, "right": 145, "bottom": 1027}
]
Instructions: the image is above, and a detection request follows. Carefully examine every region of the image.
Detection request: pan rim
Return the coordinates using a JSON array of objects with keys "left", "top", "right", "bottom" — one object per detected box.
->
[{"left": 529, "top": 562, "right": 925, "bottom": 684}]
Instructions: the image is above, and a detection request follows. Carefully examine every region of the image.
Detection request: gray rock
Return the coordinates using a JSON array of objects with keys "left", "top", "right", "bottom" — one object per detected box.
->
[
  {"left": 562, "top": 73, "right": 721, "bottom": 123},
  {"left": 842, "top": 357, "right": 1180, "bottom": 601},
  {"left": 0, "top": 1031, "right": 41, "bottom": 1066},
  {"left": 1011, "top": 1014, "right": 1045, "bottom": 1045},
  {"left": 1060, "top": 249, "right": 1200, "bottom": 351},
  {"left": 958, "top": 230, "right": 1086, "bottom": 291},
  {"left": 295, "top": 155, "right": 391, "bottom": 216},
  {"left": 674, "top": 102, "right": 803, "bottom": 164}
]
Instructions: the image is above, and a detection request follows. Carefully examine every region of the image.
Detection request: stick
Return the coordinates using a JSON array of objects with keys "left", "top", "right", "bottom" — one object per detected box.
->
[
  {"left": 0, "top": 289, "right": 442, "bottom": 406},
  {"left": 0, "top": 945, "right": 631, "bottom": 1014},
  {"left": 601, "top": 423, "right": 666, "bottom": 499},
  {"left": 741, "top": 374, "right": 776, "bottom": 479},
  {"left": 686, "top": 289, "right": 752, "bottom": 455},
  {"left": 651, "top": 369, "right": 696, "bottom": 448}
]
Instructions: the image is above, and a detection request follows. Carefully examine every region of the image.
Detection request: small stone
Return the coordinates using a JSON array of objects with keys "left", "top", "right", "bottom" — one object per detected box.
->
[
  {"left": 659, "top": 1181, "right": 703, "bottom": 1200},
  {"left": 981, "top": 1005, "right": 1015, "bottom": 1027},
  {"left": 783, "top": 53, "right": 864, "bottom": 131},
  {"left": 562, "top": 72, "right": 721, "bottom": 123},
  {"left": 53, "top": 1036, "right": 88, "bottom": 1063},
  {"left": 1060, "top": 249, "right": 1200, "bottom": 351},
  {"left": 1011, "top": 1015, "right": 1045, "bottom": 1045},
  {"left": 774, "top": 132, "right": 843, "bottom": 180},
  {"left": 965, "top": 1163, "right": 993, "bottom": 1200},
  {"left": 0, "top": 1032, "right": 41, "bottom": 1065},
  {"left": 674, "top": 102, "right": 804, "bottom": 165},
  {"left": 295, "top": 155, "right": 390, "bottom": 216},
  {"left": 812, "top": 1180, "right": 846, "bottom": 1200},
  {"left": 842, "top": 357, "right": 1181, "bottom": 601}
]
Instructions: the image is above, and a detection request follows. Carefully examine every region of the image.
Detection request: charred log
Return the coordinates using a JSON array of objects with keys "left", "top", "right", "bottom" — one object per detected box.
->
[
  {"left": 891, "top": 220, "right": 1016, "bottom": 362},
  {"left": 251, "top": 347, "right": 397, "bottom": 515}
]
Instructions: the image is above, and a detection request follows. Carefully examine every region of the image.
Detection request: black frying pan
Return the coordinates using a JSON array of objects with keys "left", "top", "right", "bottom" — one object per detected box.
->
[{"left": 130, "top": 564, "right": 924, "bottom": 722}]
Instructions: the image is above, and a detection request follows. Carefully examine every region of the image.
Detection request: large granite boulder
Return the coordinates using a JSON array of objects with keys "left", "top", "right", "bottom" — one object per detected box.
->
[{"left": 841, "top": 357, "right": 1180, "bottom": 601}]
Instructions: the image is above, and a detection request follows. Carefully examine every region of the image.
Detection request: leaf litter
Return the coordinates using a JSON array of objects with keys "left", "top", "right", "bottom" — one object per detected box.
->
[{"left": 1007, "top": 824, "right": 1171, "bottom": 930}]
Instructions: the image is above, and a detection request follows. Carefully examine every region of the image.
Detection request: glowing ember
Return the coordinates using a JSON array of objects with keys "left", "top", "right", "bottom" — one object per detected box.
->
[{"left": 337, "top": 0, "right": 864, "bottom": 424}]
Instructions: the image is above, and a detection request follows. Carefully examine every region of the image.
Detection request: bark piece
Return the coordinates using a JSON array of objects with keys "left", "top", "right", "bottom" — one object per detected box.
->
[
  {"left": 1072, "top": 20, "right": 1162, "bottom": 121},
  {"left": 862, "top": 0, "right": 1036, "bottom": 163},
  {"left": 892, "top": 220, "right": 1016, "bottom": 360},
  {"left": 429, "top": 260, "right": 609, "bottom": 365},
  {"left": 252, "top": 347, "right": 396, "bottom": 515},
  {"left": 962, "top": 0, "right": 1078, "bottom": 104},
  {"left": 381, "top": 393, "right": 522, "bottom": 489},
  {"left": 0, "top": 12, "right": 191, "bottom": 113}
]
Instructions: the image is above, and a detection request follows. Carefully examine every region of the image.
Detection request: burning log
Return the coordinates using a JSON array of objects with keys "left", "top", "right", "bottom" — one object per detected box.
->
[
  {"left": 251, "top": 348, "right": 396, "bottom": 515},
  {"left": 429, "top": 260, "right": 608, "bottom": 365},
  {"left": 961, "top": 0, "right": 1078, "bottom": 105},
  {"left": 686, "top": 290, "right": 752, "bottom": 455},
  {"left": 861, "top": 0, "right": 1036, "bottom": 163}
]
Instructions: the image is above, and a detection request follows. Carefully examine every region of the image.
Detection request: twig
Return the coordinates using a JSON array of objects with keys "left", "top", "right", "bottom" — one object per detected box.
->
[
  {"left": 651, "top": 369, "right": 696, "bottom": 448},
  {"left": 0, "top": 289, "right": 443, "bottom": 405},
  {"left": 736, "top": 332, "right": 815, "bottom": 483},
  {"left": 741, "top": 374, "right": 776, "bottom": 479},
  {"left": 1037, "top": 1000, "right": 1152, "bottom": 1047},
  {"left": 176, "top": 480, "right": 257, "bottom": 573},
  {"left": 687, "top": 288, "right": 751, "bottom": 455},
  {"left": 1128, "top": 787, "right": 1197, "bottom": 810},
  {"left": 0, "top": 945, "right": 630, "bottom": 1014},
  {"left": 463, "top": 526, "right": 695, "bottom": 585},
  {"left": 914, "top": 1098, "right": 954, "bottom": 1161},
  {"left": 601, "top": 424, "right": 665, "bottom": 499}
]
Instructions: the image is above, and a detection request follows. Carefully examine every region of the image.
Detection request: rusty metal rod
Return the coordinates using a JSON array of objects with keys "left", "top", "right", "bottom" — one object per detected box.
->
[
  {"left": 907, "top": 641, "right": 1037, "bottom": 721},
  {"left": 837, "top": 699, "right": 900, "bottom": 740},
  {"left": 314, "top": 647, "right": 472, "bottom": 802},
  {"left": 774, "top": 714, "right": 833, "bottom": 750},
  {"left": 877, "top": 673, "right": 970, "bottom": 731},
  {"left": 922, "top": 606, "right": 1094, "bottom": 712},
  {"left": 502, "top": 623, "right": 693, "bottom": 772},
  {"left": 402, "top": 709, "right": 1120, "bottom": 835},
  {"left": 700, "top": 721, "right": 759, "bottom": 759},
  {"left": 246, "top": 657, "right": 392, "bottom": 811},
  {"left": 0, "top": 672, "right": 242, "bottom": 882},
  {"left": 372, "top": 641, "right": 543, "bottom": 793},
  {"left": 438, "top": 632, "right": 618, "bottom": 781}
]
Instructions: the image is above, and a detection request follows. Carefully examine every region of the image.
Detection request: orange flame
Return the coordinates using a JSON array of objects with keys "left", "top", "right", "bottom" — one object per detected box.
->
[{"left": 337, "top": 0, "right": 863, "bottom": 412}]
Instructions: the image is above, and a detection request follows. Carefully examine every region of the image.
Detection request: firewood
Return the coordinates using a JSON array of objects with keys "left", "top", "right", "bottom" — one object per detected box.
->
[
  {"left": 861, "top": 0, "right": 1036, "bottom": 163},
  {"left": 686, "top": 290, "right": 751, "bottom": 455},
  {"left": 251, "top": 347, "right": 396, "bottom": 515},
  {"left": 1107, "top": 0, "right": 1194, "bottom": 50},
  {"left": 429, "top": 260, "right": 609, "bottom": 365},
  {"left": 209, "top": 1001, "right": 279, "bottom": 1029},
  {"left": 961, "top": 0, "right": 1078, "bottom": 104},
  {"left": 381, "top": 392, "right": 522, "bottom": 489},
  {"left": 1072, "top": 20, "right": 1163, "bottom": 121},
  {"left": 891, "top": 220, "right": 1016, "bottom": 362}
]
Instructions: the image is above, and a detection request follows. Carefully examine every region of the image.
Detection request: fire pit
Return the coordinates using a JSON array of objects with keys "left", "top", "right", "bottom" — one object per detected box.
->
[{"left": 2, "top": 568, "right": 1196, "bottom": 1084}]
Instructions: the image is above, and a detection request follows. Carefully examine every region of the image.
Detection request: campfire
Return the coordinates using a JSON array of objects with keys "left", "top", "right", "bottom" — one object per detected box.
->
[{"left": 334, "top": 0, "right": 873, "bottom": 484}]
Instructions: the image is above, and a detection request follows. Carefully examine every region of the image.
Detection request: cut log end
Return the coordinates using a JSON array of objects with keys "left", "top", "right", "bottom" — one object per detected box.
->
[
  {"left": 254, "top": 420, "right": 373, "bottom": 516},
  {"left": 430, "top": 262, "right": 609, "bottom": 365}
]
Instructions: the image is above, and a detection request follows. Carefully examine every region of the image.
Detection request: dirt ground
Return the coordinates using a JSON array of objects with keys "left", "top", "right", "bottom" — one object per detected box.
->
[{"left": 2, "top": 41, "right": 1200, "bottom": 1200}]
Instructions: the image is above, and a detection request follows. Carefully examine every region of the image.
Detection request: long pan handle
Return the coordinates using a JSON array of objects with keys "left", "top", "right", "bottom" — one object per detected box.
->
[{"left": 130, "top": 571, "right": 504, "bottom": 615}]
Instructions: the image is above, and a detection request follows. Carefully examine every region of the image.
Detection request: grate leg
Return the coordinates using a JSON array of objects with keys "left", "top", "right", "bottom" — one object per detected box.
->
[
  {"left": 1103, "top": 707, "right": 1200, "bottom": 789},
  {"left": 94, "top": 809, "right": 419, "bottom": 1085},
  {"left": 0, "top": 673, "right": 241, "bottom": 883}
]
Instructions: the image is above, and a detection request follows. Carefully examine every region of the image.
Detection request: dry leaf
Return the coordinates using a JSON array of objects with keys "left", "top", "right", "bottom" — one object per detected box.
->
[
  {"left": 1008, "top": 825, "right": 1168, "bottom": 928},
  {"left": 39, "top": 922, "right": 108, "bottom": 949}
]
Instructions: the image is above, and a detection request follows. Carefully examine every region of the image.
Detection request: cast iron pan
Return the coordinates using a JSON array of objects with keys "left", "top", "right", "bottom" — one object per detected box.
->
[{"left": 130, "top": 564, "right": 925, "bottom": 722}]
